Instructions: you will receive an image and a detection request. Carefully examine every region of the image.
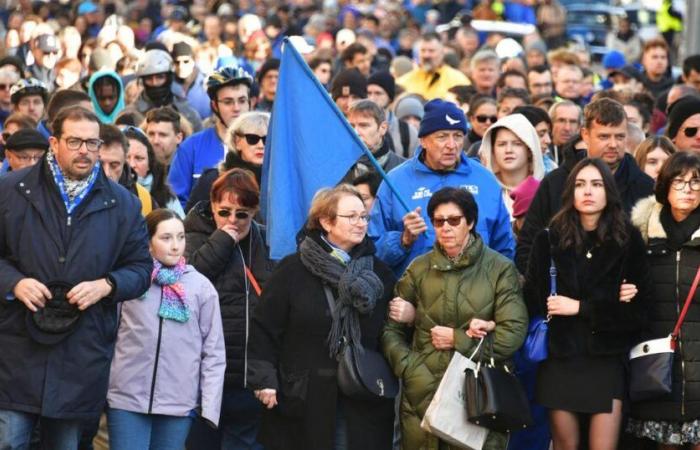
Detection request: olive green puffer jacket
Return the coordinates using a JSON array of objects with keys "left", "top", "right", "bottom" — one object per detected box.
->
[{"left": 382, "top": 234, "right": 528, "bottom": 450}]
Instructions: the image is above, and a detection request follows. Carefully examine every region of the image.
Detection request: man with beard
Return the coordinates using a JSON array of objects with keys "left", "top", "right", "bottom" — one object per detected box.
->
[
  {"left": 27, "top": 34, "right": 59, "bottom": 87},
  {"left": 396, "top": 32, "right": 471, "bottom": 99},
  {"left": 171, "top": 42, "right": 211, "bottom": 120},
  {"left": 132, "top": 48, "right": 202, "bottom": 132}
]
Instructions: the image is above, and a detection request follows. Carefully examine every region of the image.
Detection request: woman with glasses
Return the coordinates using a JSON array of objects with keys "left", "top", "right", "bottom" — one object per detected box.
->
[
  {"left": 628, "top": 152, "right": 700, "bottom": 449},
  {"left": 524, "top": 158, "right": 651, "bottom": 450},
  {"left": 185, "top": 111, "right": 269, "bottom": 214},
  {"left": 384, "top": 186, "right": 528, "bottom": 450},
  {"left": 465, "top": 95, "right": 497, "bottom": 155},
  {"left": 247, "top": 184, "right": 396, "bottom": 450},
  {"left": 184, "top": 167, "right": 274, "bottom": 449}
]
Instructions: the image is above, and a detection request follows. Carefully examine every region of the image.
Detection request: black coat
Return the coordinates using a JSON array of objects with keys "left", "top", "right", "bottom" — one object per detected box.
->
[
  {"left": 184, "top": 201, "right": 275, "bottom": 389},
  {"left": 516, "top": 141, "right": 654, "bottom": 274},
  {"left": 523, "top": 224, "right": 652, "bottom": 358},
  {"left": 630, "top": 197, "right": 700, "bottom": 421},
  {"left": 0, "top": 159, "right": 152, "bottom": 419},
  {"left": 246, "top": 232, "right": 396, "bottom": 450}
]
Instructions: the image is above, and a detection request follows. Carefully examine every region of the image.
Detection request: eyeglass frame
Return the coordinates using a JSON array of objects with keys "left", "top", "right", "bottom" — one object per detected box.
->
[
  {"left": 336, "top": 213, "right": 370, "bottom": 225},
  {"left": 5, "top": 149, "right": 45, "bottom": 162},
  {"left": 215, "top": 209, "right": 252, "bottom": 220},
  {"left": 682, "top": 127, "right": 699, "bottom": 139},
  {"left": 475, "top": 115, "right": 498, "bottom": 124},
  {"left": 670, "top": 178, "right": 700, "bottom": 192},
  {"left": 236, "top": 133, "right": 267, "bottom": 146},
  {"left": 60, "top": 136, "right": 103, "bottom": 152},
  {"left": 431, "top": 215, "right": 465, "bottom": 228}
]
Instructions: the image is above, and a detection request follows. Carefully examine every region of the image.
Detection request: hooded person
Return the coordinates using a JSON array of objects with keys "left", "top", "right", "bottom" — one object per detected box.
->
[
  {"left": 479, "top": 113, "right": 546, "bottom": 219},
  {"left": 88, "top": 69, "right": 125, "bottom": 124}
]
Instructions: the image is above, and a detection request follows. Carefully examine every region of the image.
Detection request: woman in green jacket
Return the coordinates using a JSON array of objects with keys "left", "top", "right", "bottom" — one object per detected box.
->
[{"left": 383, "top": 187, "right": 528, "bottom": 450}]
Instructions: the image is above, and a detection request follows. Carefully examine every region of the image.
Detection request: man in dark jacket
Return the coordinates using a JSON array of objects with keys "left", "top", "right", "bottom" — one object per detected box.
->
[
  {"left": 0, "top": 106, "right": 151, "bottom": 448},
  {"left": 516, "top": 98, "right": 655, "bottom": 273}
]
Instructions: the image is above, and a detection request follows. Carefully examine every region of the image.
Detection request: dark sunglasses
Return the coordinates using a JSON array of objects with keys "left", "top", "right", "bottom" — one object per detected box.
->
[
  {"left": 216, "top": 209, "right": 251, "bottom": 220},
  {"left": 239, "top": 133, "right": 266, "bottom": 146},
  {"left": 0, "top": 83, "right": 10, "bottom": 90},
  {"left": 683, "top": 127, "right": 699, "bottom": 138},
  {"left": 432, "top": 216, "right": 464, "bottom": 228},
  {"left": 475, "top": 115, "right": 498, "bottom": 124}
]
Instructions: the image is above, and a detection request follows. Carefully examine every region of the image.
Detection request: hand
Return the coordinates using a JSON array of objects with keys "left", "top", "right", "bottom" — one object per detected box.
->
[
  {"left": 13, "top": 278, "right": 52, "bottom": 312},
  {"left": 254, "top": 389, "right": 277, "bottom": 409},
  {"left": 466, "top": 318, "right": 496, "bottom": 339},
  {"left": 219, "top": 224, "right": 239, "bottom": 242},
  {"left": 547, "top": 295, "right": 580, "bottom": 316},
  {"left": 401, "top": 207, "right": 427, "bottom": 248},
  {"left": 431, "top": 326, "right": 455, "bottom": 350},
  {"left": 389, "top": 297, "right": 416, "bottom": 324},
  {"left": 619, "top": 280, "right": 638, "bottom": 303},
  {"left": 67, "top": 279, "right": 112, "bottom": 311}
]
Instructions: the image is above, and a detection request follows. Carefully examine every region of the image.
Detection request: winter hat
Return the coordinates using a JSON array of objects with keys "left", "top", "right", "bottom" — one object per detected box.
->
[
  {"left": 525, "top": 40, "right": 547, "bottom": 56},
  {"left": 171, "top": 42, "right": 193, "bottom": 58},
  {"left": 510, "top": 176, "right": 541, "bottom": 218},
  {"left": 418, "top": 99, "right": 468, "bottom": 137},
  {"left": 391, "top": 56, "right": 414, "bottom": 78},
  {"left": 331, "top": 69, "right": 367, "bottom": 100},
  {"left": 257, "top": 58, "right": 280, "bottom": 83},
  {"left": 666, "top": 95, "right": 700, "bottom": 140},
  {"left": 395, "top": 96, "right": 424, "bottom": 121},
  {"left": 602, "top": 50, "right": 626, "bottom": 70},
  {"left": 5, "top": 129, "right": 49, "bottom": 152},
  {"left": 367, "top": 71, "right": 395, "bottom": 102}
]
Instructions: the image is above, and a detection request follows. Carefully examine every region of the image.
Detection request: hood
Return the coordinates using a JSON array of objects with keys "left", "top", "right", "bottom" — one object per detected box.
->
[
  {"left": 479, "top": 113, "right": 545, "bottom": 189},
  {"left": 88, "top": 70, "right": 125, "bottom": 125}
]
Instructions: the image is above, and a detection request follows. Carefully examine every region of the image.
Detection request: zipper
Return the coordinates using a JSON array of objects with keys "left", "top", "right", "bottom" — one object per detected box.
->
[
  {"left": 148, "top": 316, "right": 164, "bottom": 414},
  {"left": 675, "top": 250, "right": 686, "bottom": 417},
  {"left": 67, "top": 215, "right": 72, "bottom": 227}
]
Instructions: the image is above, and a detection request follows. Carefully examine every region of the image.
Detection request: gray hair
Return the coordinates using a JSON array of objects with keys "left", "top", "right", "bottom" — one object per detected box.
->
[
  {"left": 348, "top": 99, "right": 386, "bottom": 125},
  {"left": 470, "top": 49, "right": 499, "bottom": 71},
  {"left": 549, "top": 100, "right": 583, "bottom": 124},
  {"left": 225, "top": 111, "right": 270, "bottom": 152}
]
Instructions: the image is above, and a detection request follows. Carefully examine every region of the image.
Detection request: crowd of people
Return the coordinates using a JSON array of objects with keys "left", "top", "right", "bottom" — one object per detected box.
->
[{"left": 0, "top": 1, "right": 700, "bottom": 450}]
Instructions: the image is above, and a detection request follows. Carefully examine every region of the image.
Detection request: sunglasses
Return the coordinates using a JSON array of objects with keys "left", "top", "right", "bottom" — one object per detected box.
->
[
  {"left": 432, "top": 216, "right": 464, "bottom": 228},
  {"left": 0, "top": 83, "right": 10, "bottom": 91},
  {"left": 475, "top": 115, "right": 498, "bottom": 124},
  {"left": 239, "top": 133, "right": 266, "bottom": 145},
  {"left": 216, "top": 209, "right": 251, "bottom": 220},
  {"left": 683, "top": 127, "right": 699, "bottom": 138}
]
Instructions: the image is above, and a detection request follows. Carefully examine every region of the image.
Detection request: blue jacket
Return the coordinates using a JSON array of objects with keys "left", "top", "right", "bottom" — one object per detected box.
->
[
  {"left": 0, "top": 159, "right": 151, "bottom": 419},
  {"left": 168, "top": 127, "right": 225, "bottom": 208},
  {"left": 368, "top": 147, "right": 515, "bottom": 276}
]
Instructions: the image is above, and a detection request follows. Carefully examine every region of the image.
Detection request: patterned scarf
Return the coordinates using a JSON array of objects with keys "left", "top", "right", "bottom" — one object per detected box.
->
[
  {"left": 46, "top": 151, "right": 100, "bottom": 214},
  {"left": 151, "top": 257, "right": 189, "bottom": 323}
]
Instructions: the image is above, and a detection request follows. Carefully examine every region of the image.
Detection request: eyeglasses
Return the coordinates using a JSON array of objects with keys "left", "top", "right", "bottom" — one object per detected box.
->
[
  {"left": 238, "top": 133, "right": 266, "bottom": 146},
  {"left": 432, "top": 215, "right": 464, "bottom": 228},
  {"left": 671, "top": 178, "right": 700, "bottom": 191},
  {"left": 61, "top": 136, "right": 103, "bottom": 152},
  {"left": 7, "top": 151, "right": 44, "bottom": 162},
  {"left": 216, "top": 209, "right": 251, "bottom": 220},
  {"left": 475, "top": 115, "right": 497, "bottom": 124},
  {"left": 0, "top": 83, "right": 10, "bottom": 91},
  {"left": 1, "top": 131, "right": 10, "bottom": 142},
  {"left": 336, "top": 214, "right": 369, "bottom": 225},
  {"left": 683, "top": 127, "right": 699, "bottom": 138}
]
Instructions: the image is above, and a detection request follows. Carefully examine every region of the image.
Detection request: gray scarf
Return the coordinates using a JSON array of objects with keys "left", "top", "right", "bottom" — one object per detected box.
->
[{"left": 299, "top": 236, "right": 384, "bottom": 358}]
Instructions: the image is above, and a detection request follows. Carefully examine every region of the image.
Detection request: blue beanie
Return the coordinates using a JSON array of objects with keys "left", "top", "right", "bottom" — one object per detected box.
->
[
  {"left": 418, "top": 99, "right": 468, "bottom": 138},
  {"left": 602, "top": 50, "right": 626, "bottom": 70}
]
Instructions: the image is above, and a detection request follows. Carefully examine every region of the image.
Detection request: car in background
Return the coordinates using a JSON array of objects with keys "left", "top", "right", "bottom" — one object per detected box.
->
[{"left": 564, "top": 4, "right": 626, "bottom": 58}]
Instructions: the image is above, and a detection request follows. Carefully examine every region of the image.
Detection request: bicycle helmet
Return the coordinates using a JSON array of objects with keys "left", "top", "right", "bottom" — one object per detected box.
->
[
  {"left": 10, "top": 78, "right": 49, "bottom": 105},
  {"left": 135, "top": 49, "right": 174, "bottom": 77},
  {"left": 206, "top": 65, "right": 254, "bottom": 100}
]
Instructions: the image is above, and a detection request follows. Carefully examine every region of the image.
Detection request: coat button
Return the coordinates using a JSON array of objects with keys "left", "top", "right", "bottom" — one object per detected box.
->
[
  {"left": 111, "top": 199, "right": 116, "bottom": 203},
  {"left": 25, "top": 189, "right": 30, "bottom": 194},
  {"left": 104, "top": 201, "right": 108, "bottom": 206},
  {"left": 19, "top": 182, "right": 24, "bottom": 187},
  {"left": 58, "top": 256, "right": 66, "bottom": 263}
]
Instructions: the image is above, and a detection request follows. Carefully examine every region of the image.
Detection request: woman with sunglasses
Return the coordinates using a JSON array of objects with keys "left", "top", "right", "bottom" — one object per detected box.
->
[
  {"left": 465, "top": 95, "right": 497, "bottom": 156},
  {"left": 184, "top": 168, "right": 274, "bottom": 449},
  {"left": 185, "top": 111, "right": 269, "bottom": 213},
  {"left": 628, "top": 152, "right": 700, "bottom": 449},
  {"left": 384, "top": 186, "right": 528, "bottom": 450},
  {"left": 247, "top": 184, "right": 396, "bottom": 450},
  {"left": 523, "top": 158, "right": 651, "bottom": 450}
]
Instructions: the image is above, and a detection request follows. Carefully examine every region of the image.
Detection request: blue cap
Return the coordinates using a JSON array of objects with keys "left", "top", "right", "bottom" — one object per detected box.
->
[
  {"left": 602, "top": 50, "right": 626, "bottom": 70},
  {"left": 77, "top": 1, "right": 98, "bottom": 15},
  {"left": 418, "top": 99, "right": 468, "bottom": 138}
]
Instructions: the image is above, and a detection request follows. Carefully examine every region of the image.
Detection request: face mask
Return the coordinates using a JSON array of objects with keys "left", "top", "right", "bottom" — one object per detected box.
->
[
  {"left": 42, "top": 53, "right": 58, "bottom": 70},
  {"left": 175, "top": 60, "right": 195, "bottom": 80}
]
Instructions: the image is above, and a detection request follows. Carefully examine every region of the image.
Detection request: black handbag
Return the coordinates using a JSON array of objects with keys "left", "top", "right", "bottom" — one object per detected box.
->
[
  {"left": 464, "top": 337, "right": 533, "bottom": 433},
  {"left": 323, "top": 285, "right": 399, "bottom": 400},
  {"left": 628, "top": 265, "right": 700, "bottom": 401}
]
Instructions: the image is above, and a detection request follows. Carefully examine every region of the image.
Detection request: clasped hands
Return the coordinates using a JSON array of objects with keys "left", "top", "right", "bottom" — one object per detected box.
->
[{"left": 13, "top": 277, "right": 112, "bottom": 312}]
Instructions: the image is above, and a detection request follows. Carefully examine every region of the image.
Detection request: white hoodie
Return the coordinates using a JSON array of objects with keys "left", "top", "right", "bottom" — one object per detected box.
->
[{"left": 479, "top": 113, "right": 546, "bottom": 218}]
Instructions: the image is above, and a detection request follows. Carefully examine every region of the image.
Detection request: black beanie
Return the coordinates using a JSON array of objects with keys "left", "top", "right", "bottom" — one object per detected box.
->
[
  {"left": 331, "top": 69, "right": 367, "bottom": 101},
  {"left": 367, "top": 71, "right": 395, "bottom": 101},
  {"left": 172, "top": 42, "right": 193, "bottom": 59},
  {"left": 666, "top": 95, "right": 700, "bottom": 140},
  {"left": 5, "top": 128, "right": 49, "bottom": 152}
]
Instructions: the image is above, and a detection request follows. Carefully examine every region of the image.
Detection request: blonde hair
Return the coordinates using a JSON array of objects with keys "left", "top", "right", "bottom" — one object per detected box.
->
[
  {"left": 306, "top": 184, "right": 364, "bottom": 231},
  {"left": 634, "top": 135, "right": 676, "bottom": 169},
  {"left": 225, "top": 111, "right": 270, "bottom": 153}
]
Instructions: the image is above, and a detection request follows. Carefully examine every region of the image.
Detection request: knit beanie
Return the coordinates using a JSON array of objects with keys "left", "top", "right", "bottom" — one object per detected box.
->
[
  {"left": 395, "top": 96, "right": 424, "bottom": 121},
  {"left": 367, "top": 71, "right": 395, "bottom": 101},
  {"left": 602, "top": 50, "right": 626, "bottom": 70},
  {"left": 5, "top": 129, "right": 49, "bottom": 152},
  {"left": 331, "top": 69, "right": 367, "bottom": 100},
  {"left": 666, "top": 96, "right": 700, "bottom": 140},
  {"left": 418, "top": 99, "right": 468, "bottom": 137},
  {"left": 172, "top": 42, "right": 193, "bottom": 58}
]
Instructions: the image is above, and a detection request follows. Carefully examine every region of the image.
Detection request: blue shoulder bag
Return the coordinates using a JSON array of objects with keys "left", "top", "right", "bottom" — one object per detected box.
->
[{"left": 523, "top": 234, "right": 557, "bottom": 363}]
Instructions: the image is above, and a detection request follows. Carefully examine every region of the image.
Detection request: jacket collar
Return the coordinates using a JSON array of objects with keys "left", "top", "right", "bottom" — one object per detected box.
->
[
  {"left": 631, "top": 195, "right": 700, "bottom": 244},
  {"left": 411, "top": 146, "right": 472, "bottom": 176},
  {"left": 428, "top": 233, "right": 484, "bottom": 271}
]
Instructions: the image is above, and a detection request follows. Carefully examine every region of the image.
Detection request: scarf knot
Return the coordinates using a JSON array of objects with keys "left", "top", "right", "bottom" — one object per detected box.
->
[{"left": 151, "top": 257, "right": 190, "bottom": 323}]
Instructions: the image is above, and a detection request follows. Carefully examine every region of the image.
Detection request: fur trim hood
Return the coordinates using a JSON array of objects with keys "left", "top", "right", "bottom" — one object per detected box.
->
[{"left": 631, "top": 195, "right": 700, "bottom": 243}]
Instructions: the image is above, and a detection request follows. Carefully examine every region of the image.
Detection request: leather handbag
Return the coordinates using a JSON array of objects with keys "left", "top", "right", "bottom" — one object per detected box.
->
[
  {"left": 464, "top": 337, "right": 533, "bottom": 433},
  {"left": 629, "top": 265, "right": 700, "bottom": 401},
  {"left": 323, "top": 285, "right": 399, "bottom": 400},
  {"left": 523, "top": 230, "right": 556, "bottom": 363}
]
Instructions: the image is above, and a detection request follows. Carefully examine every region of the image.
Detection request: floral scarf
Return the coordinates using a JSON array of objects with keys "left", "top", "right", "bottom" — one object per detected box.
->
[{"left": 151, "top": 257, "right": 189, "bottom": 323}]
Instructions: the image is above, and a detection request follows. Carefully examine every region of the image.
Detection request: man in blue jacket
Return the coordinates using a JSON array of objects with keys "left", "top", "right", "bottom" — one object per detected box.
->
[{"left": 368, "top": 99, "right": 514, "bottom": 276}]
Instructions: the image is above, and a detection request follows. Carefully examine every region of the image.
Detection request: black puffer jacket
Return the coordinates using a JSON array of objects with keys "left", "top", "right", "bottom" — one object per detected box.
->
[
  {"left": 631, "top": 196, "right": 700, "bottom": 421},
  {"left": 184, "top": 201, "right": 275, "bottom": 388}
]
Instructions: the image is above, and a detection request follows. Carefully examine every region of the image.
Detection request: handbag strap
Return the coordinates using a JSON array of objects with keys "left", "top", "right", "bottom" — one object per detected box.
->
[
  {"left": 547, "top": 228, "right": 557, "bottom": 296},
  {"left": 671, "top": 265, "right": 700, "bottom": 349},
  {"left": 244, "top": 265, "right": 262, "bottom": 297}
]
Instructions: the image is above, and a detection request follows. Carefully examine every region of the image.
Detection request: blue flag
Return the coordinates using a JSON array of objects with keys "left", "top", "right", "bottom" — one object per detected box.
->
[{"left": 261, "top": 39, "right": 365, "bottom": 260}]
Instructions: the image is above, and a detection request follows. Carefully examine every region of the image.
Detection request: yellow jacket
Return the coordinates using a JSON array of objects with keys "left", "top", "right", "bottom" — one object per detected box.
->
[{"left": 397, "top": 65, "right": 471, "bottom": 100}]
